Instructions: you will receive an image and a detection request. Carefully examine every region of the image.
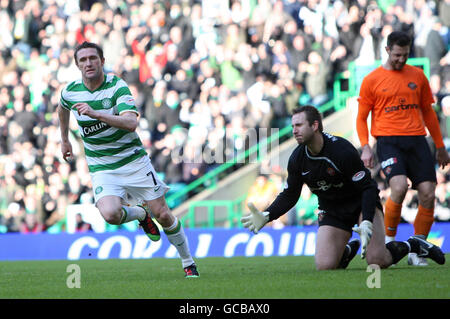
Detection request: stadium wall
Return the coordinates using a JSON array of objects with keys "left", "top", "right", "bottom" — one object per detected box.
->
[{"left": 1, "top": 222, "right": 448, "bottom": 261}]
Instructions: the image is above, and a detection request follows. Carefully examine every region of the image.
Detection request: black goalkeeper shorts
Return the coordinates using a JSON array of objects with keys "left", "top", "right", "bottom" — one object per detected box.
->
[{"left": 318, "top": 198, "right": 383, "bottom": 233}]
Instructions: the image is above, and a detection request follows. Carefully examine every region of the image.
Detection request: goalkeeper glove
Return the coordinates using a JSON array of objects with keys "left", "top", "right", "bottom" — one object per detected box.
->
[
  {"left": 352, "top": 220, "right": 373, "bottom": 259},
  {"left": 241, "top": 203, "right": 269, "bottom": 234}
]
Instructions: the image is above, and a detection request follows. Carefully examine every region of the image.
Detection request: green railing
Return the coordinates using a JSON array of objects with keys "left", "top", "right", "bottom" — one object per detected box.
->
[{"left": 182, "top": 193, "right": 248, "bottom": 228}]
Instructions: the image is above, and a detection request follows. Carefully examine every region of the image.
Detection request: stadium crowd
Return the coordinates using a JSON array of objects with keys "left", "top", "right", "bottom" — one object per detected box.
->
[{"left": 0, "top": 0, "right": 449, "bottom": 233}]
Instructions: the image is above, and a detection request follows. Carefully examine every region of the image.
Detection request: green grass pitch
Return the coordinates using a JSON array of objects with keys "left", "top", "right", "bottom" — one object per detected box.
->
[{"left": 1, "top": 255, "right": 449, "bottom": 299}]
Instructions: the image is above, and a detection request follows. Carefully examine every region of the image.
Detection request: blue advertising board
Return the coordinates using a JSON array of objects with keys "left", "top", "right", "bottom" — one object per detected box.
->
[{"left": 0, "top": 223, "right": 448, "bottom": 261}]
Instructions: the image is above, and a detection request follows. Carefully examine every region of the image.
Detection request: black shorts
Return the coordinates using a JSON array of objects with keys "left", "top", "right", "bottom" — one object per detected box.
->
[
  {"left": 318, "top": 199, "right": 383, "bottom": 233},
  {"left": 376, "top": 136, "right": 437, "bottom": 189}
]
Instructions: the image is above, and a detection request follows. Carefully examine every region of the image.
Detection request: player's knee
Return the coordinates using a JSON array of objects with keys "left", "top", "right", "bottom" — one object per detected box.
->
[
  {"left": 154, "top": 206, "right": 172, "bottom": 225},
  {"left": 147, "top": 198, "right": 172, "bottom": 224},
  {"left": 366, "top": 253, "right": 390, "bottom": 269},
  {"left": 418, "top": 190, "right": 435, "bottom": 207},
  {"left": 390, "top": 182, "right": 408, "bottom": 199}
]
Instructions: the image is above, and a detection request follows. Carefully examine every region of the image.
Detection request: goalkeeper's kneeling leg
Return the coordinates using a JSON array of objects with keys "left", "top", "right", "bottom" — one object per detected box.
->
[{"left": 363, "top": 209, "right": 395, "bottom": 268}]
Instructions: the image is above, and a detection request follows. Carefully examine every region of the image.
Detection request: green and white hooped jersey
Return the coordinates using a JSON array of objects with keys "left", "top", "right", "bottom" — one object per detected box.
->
[{"left": 60, "top": 74, "right": 147, "bottom": 173}]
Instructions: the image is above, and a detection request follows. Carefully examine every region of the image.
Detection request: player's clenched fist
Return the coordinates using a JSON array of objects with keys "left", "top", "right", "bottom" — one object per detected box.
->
[{"left": 73, "top": 102, "right": 97, "bottom": 117}]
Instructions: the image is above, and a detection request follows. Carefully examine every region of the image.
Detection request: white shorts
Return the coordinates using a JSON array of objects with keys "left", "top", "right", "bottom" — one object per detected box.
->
[{"left": 90, "top": 155, "right": 170, "bottom": 205}]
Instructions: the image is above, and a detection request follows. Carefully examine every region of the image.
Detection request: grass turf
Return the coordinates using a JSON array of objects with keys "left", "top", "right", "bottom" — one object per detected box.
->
[{"left": 0, "top": 255, "right": 449, "bottom": 299}]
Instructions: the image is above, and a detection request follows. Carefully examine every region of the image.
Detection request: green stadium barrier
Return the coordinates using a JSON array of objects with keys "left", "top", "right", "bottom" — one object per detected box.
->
[{"left": 182, "top": 193, "right": 248, "bottom": 228}]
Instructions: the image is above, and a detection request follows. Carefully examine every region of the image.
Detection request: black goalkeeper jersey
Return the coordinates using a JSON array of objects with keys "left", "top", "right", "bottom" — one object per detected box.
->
[{"left": 266, "top": 132, "right": 379, "bottom": 222}]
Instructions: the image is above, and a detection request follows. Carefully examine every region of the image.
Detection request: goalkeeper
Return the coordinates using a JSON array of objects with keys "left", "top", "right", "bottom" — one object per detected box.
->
[{"left": 242, "top": 106, "right": 445, "bottom": 269}]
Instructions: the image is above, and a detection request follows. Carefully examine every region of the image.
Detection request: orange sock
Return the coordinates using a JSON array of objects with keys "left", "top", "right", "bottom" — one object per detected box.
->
[
  {"left": 384, "top": 197, "right": 402, "bottom": 237},
  {"left": 413, "top": 205, "right": 434, "bottom": 237}
]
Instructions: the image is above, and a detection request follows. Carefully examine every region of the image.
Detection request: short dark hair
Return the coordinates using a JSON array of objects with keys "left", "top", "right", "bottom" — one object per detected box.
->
[
  {"left": 74, "top": 41, "right": 104, "bottom": 65},
  {"left": 387, "top": 31, "right": 411, "bottom": 49},
  {"left": 292, "top": 105, "right": 323, "bottom": 132}
]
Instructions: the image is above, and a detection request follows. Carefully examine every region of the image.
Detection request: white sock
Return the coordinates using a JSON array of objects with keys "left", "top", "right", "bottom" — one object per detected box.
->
[
  {"left": 164, "top": 217, "right": 194, "bottom": 268},
  {"left": 120, "top": 206, "right": 146, "bottom": 224}
]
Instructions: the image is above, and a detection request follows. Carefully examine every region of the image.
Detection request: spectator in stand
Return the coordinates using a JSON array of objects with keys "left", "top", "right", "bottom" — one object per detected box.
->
[
  {"left": 19, "top": 212, "right": 44, "bottom": 234},
  {"left": 296, "top": 50, "right": 331, "bottom": 107},
  {"left": 245, "top": 174, "right": 279, "bottom": 223},
  {"left": 75, "top": 213, "right": 92, "bottom": 232}
]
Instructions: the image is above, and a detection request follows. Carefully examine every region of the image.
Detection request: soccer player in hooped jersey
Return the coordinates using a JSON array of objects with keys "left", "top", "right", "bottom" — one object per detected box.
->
[
  {"left": 58, "top": 42, "right": 199, "bottom": 278},
  {"left": 241, "top": 106, "right": 445, "bottom": 269},
  {"left": 357, "top": 31, "right": 450, "bottom": 266}
]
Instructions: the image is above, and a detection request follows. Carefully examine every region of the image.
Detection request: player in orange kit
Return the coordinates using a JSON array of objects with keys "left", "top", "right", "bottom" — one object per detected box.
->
[{"left": 356, "top": 31, "right": 450, "bottom": 266}]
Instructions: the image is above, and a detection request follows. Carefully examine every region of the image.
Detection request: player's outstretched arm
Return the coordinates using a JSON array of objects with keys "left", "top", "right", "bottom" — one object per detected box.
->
[{"left": 241, "top": 203, "right": 269, "bottom": 234}]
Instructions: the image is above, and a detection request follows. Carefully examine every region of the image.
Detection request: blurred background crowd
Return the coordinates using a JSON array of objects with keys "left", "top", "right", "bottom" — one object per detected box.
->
[{"left": 0, "top": 0, "right": 449, "bottom": 233}]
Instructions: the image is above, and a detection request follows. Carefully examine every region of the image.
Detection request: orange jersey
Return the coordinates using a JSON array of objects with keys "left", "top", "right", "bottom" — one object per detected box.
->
[{"left": 357, "top": 64, "right": 444, "bottom": 148}]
